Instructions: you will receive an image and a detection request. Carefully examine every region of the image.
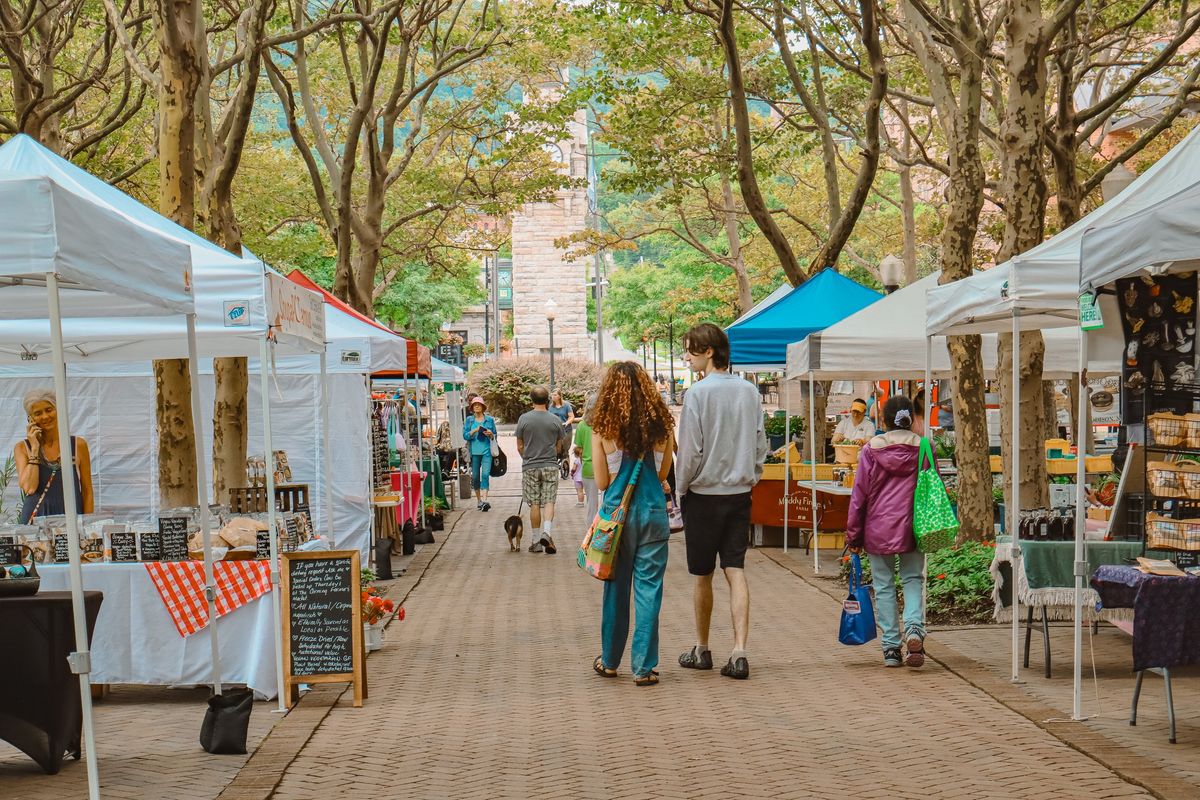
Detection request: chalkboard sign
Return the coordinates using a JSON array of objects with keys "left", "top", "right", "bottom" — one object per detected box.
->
[
  {"left": 281, "top": 550, "right": 364, "bottom": 708},
  {"left": 283, "top": 517, "right": 300, "bottom": 552},
  {"left": 0, "top": 536, "right": 19, "bottom": 565},
  {"left": 110, "top": 531, "right": 139, "bottom": 562},
  {"left": 159, "top": 517, "right": 190, "bottom": 562},
  {"left": 294, "top": 501, "right": 312, "bottom": 529},
  {"left": 255, "top": 530, "right": 272, "bottom": 560},
  {"left": 139, "top": 531, "right": 163, "bottom": 561},
  {"left": 54, "top": 533, "right": 70, "bottom": 563}
]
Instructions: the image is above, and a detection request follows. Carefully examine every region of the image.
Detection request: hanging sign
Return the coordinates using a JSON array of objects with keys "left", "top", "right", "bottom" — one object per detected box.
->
[
  {"left": 1079, "top": 292, "right": 1104, "bottom": 331},
  {"left": 267, "top": 272, "right": 326, "bottom": 348}
]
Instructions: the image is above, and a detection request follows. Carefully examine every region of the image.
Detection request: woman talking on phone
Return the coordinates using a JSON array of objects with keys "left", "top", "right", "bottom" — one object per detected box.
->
[{"left": 14, "top": 388, "right": 93, "bottom": 523}]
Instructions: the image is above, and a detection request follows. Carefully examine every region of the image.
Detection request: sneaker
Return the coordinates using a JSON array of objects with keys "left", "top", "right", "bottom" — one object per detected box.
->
[
  {"left": 528, "top": 541, "right": 544, "bottom": 553},
  {"left": 480, "top": 502, "right": 491, "bottom": 512},
  {"left": 576, "top": 500, "right": 585, "bottom": 507},
  {"left": 720, "top": 656, "right": 749, "bottom": 680},
  {"left": 905, "top": 633, "right": 925, "bottom": 668},
  {"left": 542, "top": 536, "right": 557, "bottom": 555},
  {"left": 883, "top": 647, "right": 903, "bottom": 667},
  {"left": 476, "top": 502, "right": 483, "bottom": 511},
  {"left": 679, "top": 646, "right": 713, "bottom": 670}
]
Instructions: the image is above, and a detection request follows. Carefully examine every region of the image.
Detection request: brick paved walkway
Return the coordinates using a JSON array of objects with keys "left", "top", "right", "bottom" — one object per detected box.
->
[{"left": 266, "top": 442, "right": 1154, "bottom": 800}]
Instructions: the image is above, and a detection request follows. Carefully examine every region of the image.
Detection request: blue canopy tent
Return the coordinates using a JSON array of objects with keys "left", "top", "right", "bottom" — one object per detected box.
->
[{"left": 726, "top": 269, "right": 882, "bottom": 369}]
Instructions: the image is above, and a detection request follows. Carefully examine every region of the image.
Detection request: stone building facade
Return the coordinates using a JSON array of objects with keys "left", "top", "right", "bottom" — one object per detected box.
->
[{"left": 510, "top": 76, "right": 593, "bottom": 362}]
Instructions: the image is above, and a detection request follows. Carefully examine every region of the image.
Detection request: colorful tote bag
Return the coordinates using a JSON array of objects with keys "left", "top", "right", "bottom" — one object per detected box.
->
[
  {"left": 838, "top": 554, "right": 877, "bottom": 646},
  {"left": 577, "top": 457, "right": 645, "bottom": 581},
  {"left": 913, "top": 437, "right": 959, "bottom": 553}
]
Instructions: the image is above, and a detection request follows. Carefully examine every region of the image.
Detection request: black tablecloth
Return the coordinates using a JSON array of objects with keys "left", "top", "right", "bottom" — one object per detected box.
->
[
  {"left": 0, "top": 590, "right": 103, "bottom": 774},
  {"left": 1092, "top": 566, "right": 1200, "bottom": 671}
]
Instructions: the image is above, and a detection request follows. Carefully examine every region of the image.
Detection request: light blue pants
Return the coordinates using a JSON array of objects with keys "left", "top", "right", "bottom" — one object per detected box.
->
[
  {"left": 470, "top": 452, "right": 492, "bottom": 491},
  {"left": 600, "top": 506, "right": 669, "bottom": 678},
  {"left": 867, "top": 550, "right": 926, "bottom": 649}
]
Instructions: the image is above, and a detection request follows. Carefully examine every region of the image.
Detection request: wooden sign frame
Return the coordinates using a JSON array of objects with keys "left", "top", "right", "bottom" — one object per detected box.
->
[{"left": 281, "top": 550, "right": 366, "bottom": 708}]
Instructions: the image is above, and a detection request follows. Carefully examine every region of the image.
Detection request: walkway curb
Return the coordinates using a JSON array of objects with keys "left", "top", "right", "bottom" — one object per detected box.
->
[
  {"left": 214, "top": 513, "right": 461, "bottom": 800},
  {"left": 761, "top": 548, "right": 1196, "bottom": 800}
]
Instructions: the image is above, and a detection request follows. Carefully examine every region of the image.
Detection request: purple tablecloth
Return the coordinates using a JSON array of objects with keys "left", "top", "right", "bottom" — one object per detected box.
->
[{"left": 1091, "top": 565, "right": 1200, "bottom": 671}]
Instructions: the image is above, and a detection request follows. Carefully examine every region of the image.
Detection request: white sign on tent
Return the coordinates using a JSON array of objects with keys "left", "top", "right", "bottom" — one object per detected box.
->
[{"left": 267, "top": 271, "right": 326, "bottom": 347}]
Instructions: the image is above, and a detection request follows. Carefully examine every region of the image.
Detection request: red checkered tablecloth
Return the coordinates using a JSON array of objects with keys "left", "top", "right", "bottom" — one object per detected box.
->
[{"left": 144, "top": 560, "right": 273, "bottom": 638}]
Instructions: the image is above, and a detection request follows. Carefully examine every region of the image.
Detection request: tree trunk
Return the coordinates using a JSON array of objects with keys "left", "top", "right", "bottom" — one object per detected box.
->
[
  {"left": 152, "top": 0, "right": 204, "bottom": 507},
  {"left": 211, "top": 357, "right": 248, "bottom": 504},
  {"left": 720, "top": 175, "right": 753, "bottom": 315},
  {"left": 1043, "top": 380, "right": 1059, "bottom": 443},
  {"left": 1067, "top": 375, "right": 1094, "bottom": 452},
  {"left": 997, "top": 331, "right": 1050, "bottom": 511},
  {"left": 996, "top": 0, "right": 1051, "bottom": 515},
  {"left": 155, "top": 359, "right": 199, "bottom": 508},
  {"left": 714, "top": 0, "right": 803, "bottom": 285},
  {"left": 948, "top": 334, "right": 991, "bottom": 540}
]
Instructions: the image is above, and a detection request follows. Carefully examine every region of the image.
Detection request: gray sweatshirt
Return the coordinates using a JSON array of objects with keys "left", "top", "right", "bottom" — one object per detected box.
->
[{"left": 677, "top": 372, "right": 768, "bottom": 496}]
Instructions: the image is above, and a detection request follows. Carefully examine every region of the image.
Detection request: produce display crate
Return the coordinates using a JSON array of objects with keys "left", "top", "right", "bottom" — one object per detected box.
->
[
  {"left": 1086, "top": 506, "right": 1112, "bottom": 521},
  {"left": 989, "top": 455, "right": 1002, "bottom": 473},
  {"left": 799, "top": 463, "right": 837, "bottom": 481},
  {"left": 1146, "top": 513, "right": 1200, "bottom": 552},
  {"left": 1046, "top": 458, "right": 1080, "bottom": 475},
  {"left": 1085, "top": 454, "right": 1114, "bottom": 473}
]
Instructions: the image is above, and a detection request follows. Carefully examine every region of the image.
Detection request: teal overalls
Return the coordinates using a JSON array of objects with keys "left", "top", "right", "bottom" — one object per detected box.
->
[{"left": 600, "top": 451, "right": 670, "bottom": 678}]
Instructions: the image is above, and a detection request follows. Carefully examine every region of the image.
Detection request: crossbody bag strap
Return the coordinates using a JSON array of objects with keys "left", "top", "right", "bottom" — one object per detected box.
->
[{"left": 27, "top": 469, "right": 57, "bottom": 523}]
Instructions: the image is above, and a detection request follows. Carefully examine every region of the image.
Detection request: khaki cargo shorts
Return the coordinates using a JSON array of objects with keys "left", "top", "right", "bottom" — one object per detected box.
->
[{"left": 522, "top": 466, "right": 560, "bottom": 506}]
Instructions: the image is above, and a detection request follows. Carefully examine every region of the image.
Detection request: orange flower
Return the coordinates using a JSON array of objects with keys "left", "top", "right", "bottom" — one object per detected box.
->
[
  {"left": 937, "top": 573, "right": 947, "bottom": 580},
  {"left": 841, "top": 555, "right": 850, "bottom": 563}
]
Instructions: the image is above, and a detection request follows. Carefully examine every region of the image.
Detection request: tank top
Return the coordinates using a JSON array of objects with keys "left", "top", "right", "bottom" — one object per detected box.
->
[{"left": 19, "top": 436, "right": 84, "bottom": 524}]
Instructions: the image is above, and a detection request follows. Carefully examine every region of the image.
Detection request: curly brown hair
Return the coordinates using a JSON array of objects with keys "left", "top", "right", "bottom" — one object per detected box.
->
[{"left": 590, "top": 361, "right": 675, "bottom": 457}]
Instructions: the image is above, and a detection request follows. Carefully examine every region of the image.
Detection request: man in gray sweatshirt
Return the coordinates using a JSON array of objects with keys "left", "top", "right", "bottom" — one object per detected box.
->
[{"left": 675, "top": 323, "right": 767, "bottom": 680}]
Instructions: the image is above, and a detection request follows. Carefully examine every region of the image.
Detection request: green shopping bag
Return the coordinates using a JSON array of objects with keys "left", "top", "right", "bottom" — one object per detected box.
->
[{"left": 913, "top": 438, "right": 958, "bottom": 553}]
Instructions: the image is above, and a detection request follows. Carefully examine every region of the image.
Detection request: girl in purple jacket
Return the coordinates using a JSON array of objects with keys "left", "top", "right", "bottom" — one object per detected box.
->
[{"left": 846, "top": 395, "right": 927, "bottom": 668}]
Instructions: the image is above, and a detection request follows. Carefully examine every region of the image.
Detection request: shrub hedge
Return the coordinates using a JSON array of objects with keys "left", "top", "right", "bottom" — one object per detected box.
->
[{"left": 467, "top": 356, "right": 604, "bottom": 423}]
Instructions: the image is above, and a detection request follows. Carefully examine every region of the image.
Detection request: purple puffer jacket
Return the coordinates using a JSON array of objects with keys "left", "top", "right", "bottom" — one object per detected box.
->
[{"left": 845, "top": 430, "right": 921, "bottom": 555}]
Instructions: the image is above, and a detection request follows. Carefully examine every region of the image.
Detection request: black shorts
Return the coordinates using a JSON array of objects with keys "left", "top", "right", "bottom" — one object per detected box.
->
[{"left": 681, "top": 491, "right": 751, "bottom": 575}]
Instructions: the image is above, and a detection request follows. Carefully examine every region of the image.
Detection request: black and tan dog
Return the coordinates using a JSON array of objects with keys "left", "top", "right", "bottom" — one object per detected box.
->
[{"left": 504, "top": 515, "right": 523, "bottom": 552}]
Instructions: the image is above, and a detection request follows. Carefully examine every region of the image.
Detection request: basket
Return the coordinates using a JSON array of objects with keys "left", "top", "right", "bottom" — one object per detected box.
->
[
  {"left": 833, "top": 444, "right": 862, "bottom": 464},
  {"left": 800, "top": 463, "right": 836, "bottom": 481},
  {"left": 1146, "top": 460, "right": 1200, "bottom": 499},
  {"left": 1187, "top": 414, "right": 1200, "bottom": 449},
  {"left": 1147, "top": 412, "right": 1188, "bottom": 447},
  {"left": 1146, "top": 513, "right": 1200, "bottom": 551}
]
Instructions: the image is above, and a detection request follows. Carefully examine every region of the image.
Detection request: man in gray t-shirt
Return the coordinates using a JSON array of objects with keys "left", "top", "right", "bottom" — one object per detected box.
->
[{"left": 516, "top": 385, "right": 566, "bottom": 553}]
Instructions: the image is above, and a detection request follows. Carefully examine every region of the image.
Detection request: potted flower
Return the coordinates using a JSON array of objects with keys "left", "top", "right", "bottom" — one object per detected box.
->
[{"left": 362, "top": 586, "right": 396, "bottom": 652}]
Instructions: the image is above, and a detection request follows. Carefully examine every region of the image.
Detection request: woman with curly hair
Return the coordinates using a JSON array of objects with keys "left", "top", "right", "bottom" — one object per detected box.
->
[{"left": 590, "top": 361, "right": 675, "bottom": 686}]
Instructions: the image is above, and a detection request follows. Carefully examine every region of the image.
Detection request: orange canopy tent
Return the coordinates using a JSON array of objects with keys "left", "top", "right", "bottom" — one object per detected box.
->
[{"left": 286, "top": 269, "right": 429, "bottom": 378}]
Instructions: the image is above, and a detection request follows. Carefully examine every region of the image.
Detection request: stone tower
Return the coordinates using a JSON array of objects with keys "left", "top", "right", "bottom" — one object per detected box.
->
[{"left": 510, "top": 72, "right": 592, "bottom": 362}]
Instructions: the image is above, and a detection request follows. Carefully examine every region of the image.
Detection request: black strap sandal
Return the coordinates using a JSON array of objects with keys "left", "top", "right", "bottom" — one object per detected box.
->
[
  {"left": 633, "top": 670, "right": 660, "bottom": 687},
  {"left": 593, "top": 655, "right": 617, "bottom": 677}
]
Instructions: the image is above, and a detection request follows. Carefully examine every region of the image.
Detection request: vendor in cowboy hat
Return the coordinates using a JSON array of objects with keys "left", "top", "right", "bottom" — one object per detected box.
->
[
  {"left": 462, "top": 395, "right": 498, "bottom": 512},
  {"left": 833, "top": 398, "right": 877, "bottom": 446}
]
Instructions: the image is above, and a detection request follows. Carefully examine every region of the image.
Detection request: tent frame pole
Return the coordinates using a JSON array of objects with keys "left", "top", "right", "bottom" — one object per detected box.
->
[
  {"left": 187, "top": 314, "right": 221, "bottom": 695},
  {"left": 1011, "top": 311, "right": 1023, "bottom": 683},
  {"left": 47, "top": 272, "right": 101, "bottom": 800},
  {"left": 809, "top": 371, "right": 819, "bottom": 572},
  {"left": 320, "top": 351, "right": 335, "bottom": 540},
  {"left": 260, "top": 335, "right": 286, "bottom": 712},
  {"left": 1073, "top": 327, "right": 1090, "bottom": 719},
  {"left": 783, "top": 396, "right": 790, "bottom": 553}
]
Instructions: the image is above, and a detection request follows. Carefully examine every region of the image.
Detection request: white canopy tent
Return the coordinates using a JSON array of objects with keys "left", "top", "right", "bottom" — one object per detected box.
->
[
  {"left": 431, "top": 356, "right": 465, "bottom": 384},
  {"left": 1074, "top": 161, "right": 1200, "bottom": 727},
  {"left": 787, "top": 272, "right": 1123, "bottom": 380},
  {"left": 0, "top": 136, "right": 327, "bottom": 715},
  {"left": 926, "top": 124, "right": 1200, "bottom": 718},
  {"left": 0, "top": 161, "right": 197, "bottom": 800},
  {"left": 780, "top": 273, "right": 1121, "bottom": 572}
]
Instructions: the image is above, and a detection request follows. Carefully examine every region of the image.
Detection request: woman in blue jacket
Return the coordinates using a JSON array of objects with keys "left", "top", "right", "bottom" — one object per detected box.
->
[{"left": 463, "top": 396, "right": 498, "bottom": 511}]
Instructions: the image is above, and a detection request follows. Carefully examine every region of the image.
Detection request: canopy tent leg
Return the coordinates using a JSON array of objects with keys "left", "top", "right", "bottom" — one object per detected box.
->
[
  {"left": 809, "top": 371, "right": 819, "bottom": 573},
  {"left": 187, "top": 314, "right": 221, "bottom": 695},
  {"left": 1011, "top": 311, "right": 1023, "bottom": 683},
  {"left": 260, "top": 336, "right": 286, "bottom": 712},
  {"left": 417, "top": 378, "right": 426, "bottom": 529},
  {"left": 47, "top": 272, "right": 101, "bottom": 800},
  {"left": 783, "top": 400, "right": 790, "bottom": 553},
  {"left": 320, "top": 351, "right": 334, "bottom": 541},
  {"left": 924, "top": 335, "right": 933, "bottom": 620},
  {"left": 1073, "top": 328, "right": 1090, "bottom": 719}
]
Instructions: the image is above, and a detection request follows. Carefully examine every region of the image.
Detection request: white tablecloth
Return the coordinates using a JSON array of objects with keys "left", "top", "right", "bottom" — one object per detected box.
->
[{"left": 39, "top": 563, "right": 280, "bottom": 699}]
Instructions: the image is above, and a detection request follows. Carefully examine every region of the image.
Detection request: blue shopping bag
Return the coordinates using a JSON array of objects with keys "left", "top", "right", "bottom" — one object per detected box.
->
[{"left": 838, "top": 554, "right": 877, "bottom": 646}]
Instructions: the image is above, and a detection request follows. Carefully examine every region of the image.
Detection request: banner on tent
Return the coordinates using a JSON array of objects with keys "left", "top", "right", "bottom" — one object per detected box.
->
[{"left": 267, "top": 272, "right": 326, "bottom": 347}]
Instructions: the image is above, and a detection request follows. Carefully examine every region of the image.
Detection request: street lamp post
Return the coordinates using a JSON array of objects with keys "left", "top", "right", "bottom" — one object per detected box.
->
[
  {"left": 545, "top": 299, "right": 557, "bottom": 389},
  {"left": 641, "top": 337, "right": 648, "bottom": 370}
]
